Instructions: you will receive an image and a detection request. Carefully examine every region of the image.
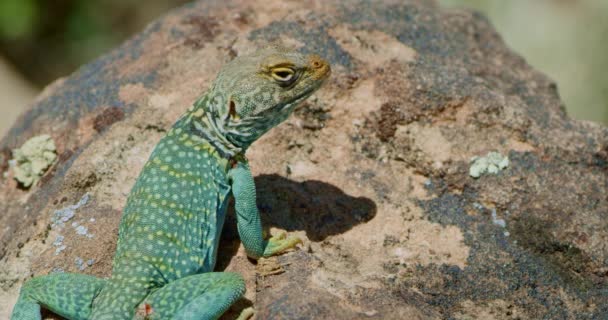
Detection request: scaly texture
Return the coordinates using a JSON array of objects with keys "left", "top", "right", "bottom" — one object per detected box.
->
[{"left": 11, "top": 45, "right": 330, "bottom": 320}]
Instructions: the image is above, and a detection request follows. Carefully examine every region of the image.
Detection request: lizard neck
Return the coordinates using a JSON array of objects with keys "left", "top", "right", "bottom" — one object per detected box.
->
[{"left": 182, "top": 93, "right": 244, "bottom": 159}]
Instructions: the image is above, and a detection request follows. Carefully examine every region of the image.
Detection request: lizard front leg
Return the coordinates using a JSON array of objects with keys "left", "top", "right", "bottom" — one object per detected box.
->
[{"left": 228, "top": 161, "right": 301, "bottom": 259}]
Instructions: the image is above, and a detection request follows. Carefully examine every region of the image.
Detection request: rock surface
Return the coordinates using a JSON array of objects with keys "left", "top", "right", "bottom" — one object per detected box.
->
[{"left": 1, "top": 0, "right": 607, "bottom": 319}]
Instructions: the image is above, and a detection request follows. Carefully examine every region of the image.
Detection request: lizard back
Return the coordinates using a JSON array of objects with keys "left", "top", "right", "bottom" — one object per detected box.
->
[{"left": 114, "top": 114, "right": 232, "bottom": 286}]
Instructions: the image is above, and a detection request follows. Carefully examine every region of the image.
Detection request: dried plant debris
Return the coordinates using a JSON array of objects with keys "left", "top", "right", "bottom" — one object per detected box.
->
[
  {"left": 469, "top": 151, "right": 509, "bottom": 178},
  {"left": 256, "top": 257, "right": 285, "bottom": 277},
  {"left": 11, "top": 134, "right": 57, "bottom": 187}
]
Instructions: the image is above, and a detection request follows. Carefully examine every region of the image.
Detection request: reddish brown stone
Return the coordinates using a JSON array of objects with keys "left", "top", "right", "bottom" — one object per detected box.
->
[{"left": 1, "top": 1, "right": 606, "bottom": 319}]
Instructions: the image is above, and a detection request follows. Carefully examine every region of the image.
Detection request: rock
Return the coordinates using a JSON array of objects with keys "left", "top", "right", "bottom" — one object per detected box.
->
[{"left": 1, "top": 0, "right": 607, "bottom": 319}]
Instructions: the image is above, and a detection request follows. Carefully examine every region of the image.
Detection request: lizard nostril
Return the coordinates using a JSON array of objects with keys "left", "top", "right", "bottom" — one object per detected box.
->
[
  {"left": 309, "top": 55, "right": 326, "bottom": 70},
  {"left": 308, "top": 55, "right": 331, "bottom": 80}
]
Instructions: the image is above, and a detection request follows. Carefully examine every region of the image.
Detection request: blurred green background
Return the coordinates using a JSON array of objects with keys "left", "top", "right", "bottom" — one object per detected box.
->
[
  {"left": 0, "top": 0, "right": 606, "bottom": 136},
  {"left": 440, "top": 0, "right": 608, "bottom": 126},
  {"left": 0, "top": 0, "right": 190, "bottom": 135}
]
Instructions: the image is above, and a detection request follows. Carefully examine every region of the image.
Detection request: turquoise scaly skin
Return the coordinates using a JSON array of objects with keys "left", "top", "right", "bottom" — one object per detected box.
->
[{"left": 11, "top": 46, "right": 331, "bottom": 320}]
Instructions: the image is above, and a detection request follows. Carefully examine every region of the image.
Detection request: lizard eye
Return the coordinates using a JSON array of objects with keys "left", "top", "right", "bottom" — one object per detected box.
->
[{"left": 271, "top": 67, "right": 297, "bottom": 85}]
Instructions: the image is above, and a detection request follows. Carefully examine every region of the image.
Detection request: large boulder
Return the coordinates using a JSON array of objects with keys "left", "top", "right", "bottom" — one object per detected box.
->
[{"left": 1, "top": 0, "right": 606, "bottom": 319}]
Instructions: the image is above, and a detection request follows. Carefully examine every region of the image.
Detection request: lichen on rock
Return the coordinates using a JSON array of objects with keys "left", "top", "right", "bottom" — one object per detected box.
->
[
  {"left": 10, "top": 134, "right": 57, "bottom": 187},
  {"left": 469, "top": 151, "right": 509, "bottom": 178}
]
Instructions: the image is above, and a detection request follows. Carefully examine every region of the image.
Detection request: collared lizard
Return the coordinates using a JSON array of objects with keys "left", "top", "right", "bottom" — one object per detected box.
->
[{"left": 11, "top": 45, "right": 331, "bottom": 320}]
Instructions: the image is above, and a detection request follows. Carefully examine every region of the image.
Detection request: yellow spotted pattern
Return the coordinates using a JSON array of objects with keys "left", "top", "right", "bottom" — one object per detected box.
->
[{"left": 90, "top": 117, "right": 234, "bottom": 318}]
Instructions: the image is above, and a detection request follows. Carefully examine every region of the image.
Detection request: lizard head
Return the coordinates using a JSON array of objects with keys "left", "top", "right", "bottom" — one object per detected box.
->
[{"left": 207, "top": 45, "right": 331, "bottom": 149}]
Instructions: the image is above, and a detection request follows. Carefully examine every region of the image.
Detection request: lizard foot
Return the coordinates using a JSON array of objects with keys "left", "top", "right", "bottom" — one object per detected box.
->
[{"left": 263, "top": 231, "right": 302, "bottom": 257}]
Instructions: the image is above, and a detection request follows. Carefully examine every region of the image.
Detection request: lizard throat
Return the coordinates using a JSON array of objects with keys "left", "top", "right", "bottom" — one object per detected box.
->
[
  {"left": 190, "top": 117, "right": 242, "bottom": 159},
  {"left": 185, "top": 95, "right": 243, "bottom": 159}
]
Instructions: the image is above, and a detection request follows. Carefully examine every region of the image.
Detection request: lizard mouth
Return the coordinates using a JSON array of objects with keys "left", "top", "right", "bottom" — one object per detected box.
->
[
  {"left": 281, "top": 73, "right": 330, "bottom": 111},
  {"left": 282, "top": 85, "right": 318, "bottom": 110}
]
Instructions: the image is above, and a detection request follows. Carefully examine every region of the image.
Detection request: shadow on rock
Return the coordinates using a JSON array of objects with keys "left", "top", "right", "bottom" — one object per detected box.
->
[
  {"left": 220, "top": 174, "right": 376, "bottom": 243},
  {"left": 255, "top": 174, "right": 377, "bottom": 241},
  {"left": 216, "top": 174, "right": 376, "bottom": 272}
]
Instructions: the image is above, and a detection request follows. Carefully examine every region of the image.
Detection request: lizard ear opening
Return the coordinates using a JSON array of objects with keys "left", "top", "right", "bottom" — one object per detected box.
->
[{"left": 229, "top": 100, "right": 237, "bottom": 118}]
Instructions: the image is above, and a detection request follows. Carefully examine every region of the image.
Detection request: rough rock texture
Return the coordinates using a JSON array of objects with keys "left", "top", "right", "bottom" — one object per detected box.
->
[{"left": 1, "top": 0, "right": 607, "bottom": 319}]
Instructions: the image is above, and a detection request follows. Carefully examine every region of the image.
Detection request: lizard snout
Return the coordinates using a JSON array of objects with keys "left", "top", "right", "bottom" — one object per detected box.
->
[{"left": 308, "top": 55, "right": 331, "bottom": 80}]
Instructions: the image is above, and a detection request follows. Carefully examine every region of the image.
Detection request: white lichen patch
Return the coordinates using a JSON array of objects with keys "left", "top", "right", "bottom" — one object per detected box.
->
[
  {"left": 51, "top": 193, "right": 90, "bottom": 228},
  {"left": 74, "top": 257, "right": 91, "bottom": 271},
  {"left": 11, "top": 134, "right": 57, "bottom": 187},
  {"left": 74, "top": 257, "right": 83, "bottom": 271},
  {"left": 72, "top": 223, "right": 94, "bottom": 238},
  {"left": 469, "top": 151, "right": 509, "bottom": 178},
  {"left": 49, "top": 193, "right": 93, "bottom": 257},
  {"left": 52, "top": 235, "right": 66, "bottom": 255}
]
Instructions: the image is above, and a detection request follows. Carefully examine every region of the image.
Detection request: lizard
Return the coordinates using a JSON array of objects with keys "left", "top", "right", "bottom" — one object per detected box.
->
[{"left": 11, "top": 45, "right": 331, "bottom": 320}]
